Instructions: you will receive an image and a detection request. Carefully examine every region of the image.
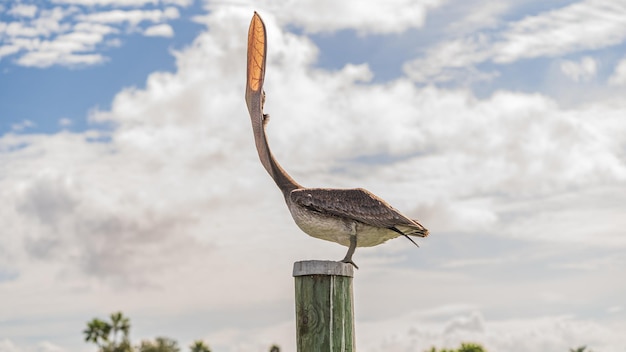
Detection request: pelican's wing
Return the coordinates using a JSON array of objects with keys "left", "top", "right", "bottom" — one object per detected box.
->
[{"left": 291, "top": 188, "right": 427, "bottom": 234}]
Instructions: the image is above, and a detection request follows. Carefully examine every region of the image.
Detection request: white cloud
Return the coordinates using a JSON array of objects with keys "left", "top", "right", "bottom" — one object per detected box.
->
[
  {"left": 105, "top": 37, "right": 122, "bottom": 47},
  {"left": 608, "top": 57, "right": 626, "bottom": 86},
  {"left": 0, "top": 2, "right": 185, "bottom": 67},
  {"left": 2, "top": 22, "right": 41, "bottom": 38},
  {"left": 494, "top": 0, "right": 626, "bottom": 63},
  {"left": 143, "top": 23, "right": 174, "bottom": 37},
  {"left": 163, "top": 0, "right": 192, "bottom": 6},
  {"left": 0, "top": 339, "right": 20, "bottom": 352},
  {"left": 205, "top": 0, "right": 445, "bottom": 34},
  {"left": 8, "top": 4, "right": 38, "bottom": 18},
  {"left": 0, "top": 6, "right": 92, "bottom": 67},
  {"left": 445, "top": 1, "right": 509, "bottom": 34},
  {"left": 11, "top": 119, "right": 36, "bottom": 131},
  {"left": 403, "top": 34, "right": 494, "bottom": 83},
  {"left": 58, "top": 118, "right": 73, "bottom": 127},
  {"left": 405, "top": 0, "right": 626, "bottom": 83},
  {"left": 52, "top": 0, "right": 192, "bottom": 6},
  {"left": 13, "top": 29, "right": 110, "bottom": 67},
  {"left": 2, "top": 4, "right": 626, "bottom": 352},
  {"left": 36, "top": 342, "right": 65, "bottom": 352},
  {"left": 55, "top": 31, "right": 107, "bottom": 50},
  {"left": 77, "top": 7, "right": 180, "bottom": 26},
  {"left": 53, "top": 0, "right": 159, "bottom": 5},
  {"left": 17, "top": 51, "right": 106, "bottom": 67},
  {"left": 0, "top": 44, "right": 21, "bottom": 59},
  {"left": 560, "top": 56, "right": 597, "bottom": 82},
  {"left": 24, "top": 5, "right": 622, "bottom": 282},
  {"left": 1, "top": 7, "right": 72, "bottom": 38},
  {"left": 204, "top": 307, "right": 626, "bottom": 352},
  {"left": 73, "top": 22, "right": 119, "bottom": 35},
  {"left": 356, "top": 310, "right": 626, "bottom": 352}
]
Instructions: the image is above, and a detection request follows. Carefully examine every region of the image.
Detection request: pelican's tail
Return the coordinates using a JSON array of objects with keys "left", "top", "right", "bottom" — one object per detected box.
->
[
  {"left": 390, "top": 221, "right": 429, "bottom": 248},
  {"left": 397, "top": 220, "right": 429, "bottom": 238}
]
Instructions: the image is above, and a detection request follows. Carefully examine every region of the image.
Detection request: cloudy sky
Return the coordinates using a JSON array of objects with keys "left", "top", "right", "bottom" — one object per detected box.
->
[{"left": 1, "top": 0, "right": 626, "bottom": 351}]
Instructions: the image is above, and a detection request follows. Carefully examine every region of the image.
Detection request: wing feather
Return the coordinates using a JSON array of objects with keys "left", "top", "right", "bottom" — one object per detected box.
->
[{"left": 290, "top": 188, "right": 426, "bottom": 234}]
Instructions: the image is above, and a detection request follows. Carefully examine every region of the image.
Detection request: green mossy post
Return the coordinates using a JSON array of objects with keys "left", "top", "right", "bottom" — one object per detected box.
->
[{"left": 293, "top": 260, "right": 355, "bottom": 352}]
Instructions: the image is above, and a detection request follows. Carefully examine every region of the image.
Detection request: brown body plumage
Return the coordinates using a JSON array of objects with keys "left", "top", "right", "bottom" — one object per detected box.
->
[{"left": 245, "top": 12, "right": 428, "bottom": 267}]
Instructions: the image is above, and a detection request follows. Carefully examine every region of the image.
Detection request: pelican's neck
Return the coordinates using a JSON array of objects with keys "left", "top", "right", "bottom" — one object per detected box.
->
[{"left": 247, "top": 93, "right": 301, "bottom": 198}]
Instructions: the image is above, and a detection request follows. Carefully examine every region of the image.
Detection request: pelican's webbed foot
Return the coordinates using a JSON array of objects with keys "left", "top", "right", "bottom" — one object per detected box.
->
[{"left": 340, "top": 257, "right": 359, "bottom": 269}]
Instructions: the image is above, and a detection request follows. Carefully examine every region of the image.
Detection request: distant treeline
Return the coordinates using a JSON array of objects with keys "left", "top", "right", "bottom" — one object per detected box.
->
[{"left": 83, "top": 311, "right": 594, "bottom": 352}]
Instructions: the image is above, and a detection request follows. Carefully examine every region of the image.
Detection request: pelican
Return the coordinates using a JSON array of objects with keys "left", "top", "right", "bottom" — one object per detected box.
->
[{"left": 245, "top": 12, "right": 428, "bottom": 268}]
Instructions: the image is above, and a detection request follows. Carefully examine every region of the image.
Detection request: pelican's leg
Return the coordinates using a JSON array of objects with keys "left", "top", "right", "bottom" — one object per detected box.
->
[{"left": 340, "top": 233, "right": 359, "bottom": 269}]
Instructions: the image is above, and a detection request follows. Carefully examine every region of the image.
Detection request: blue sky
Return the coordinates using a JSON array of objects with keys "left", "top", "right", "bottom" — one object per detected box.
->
[
  {"left": 1, "top": 0, "right": 205, "bottom": 134},
  {"left": 2, "top": 1, "right": 626, "bottom": 352},
  {"left": 2, "top": 0, "right": 625, "bottom": 133}
]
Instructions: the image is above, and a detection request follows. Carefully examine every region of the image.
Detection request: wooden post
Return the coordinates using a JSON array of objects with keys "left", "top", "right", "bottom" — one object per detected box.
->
[{"left": 293, "top": 260, "right": 355, "bottom": 352}]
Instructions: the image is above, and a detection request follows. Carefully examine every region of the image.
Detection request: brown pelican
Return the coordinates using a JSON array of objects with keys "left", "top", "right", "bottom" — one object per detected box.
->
[{"left": 245, "top": 12, "right": 428, "bottom": 268}]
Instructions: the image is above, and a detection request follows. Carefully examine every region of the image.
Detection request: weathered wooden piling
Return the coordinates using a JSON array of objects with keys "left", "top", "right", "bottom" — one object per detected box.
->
[{"left": 293, "top": 260, "right": 355, "bottom": 352}]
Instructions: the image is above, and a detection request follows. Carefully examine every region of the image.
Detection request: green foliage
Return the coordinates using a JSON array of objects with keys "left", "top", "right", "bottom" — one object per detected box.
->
[
  {"left": 102, "top": 340, "right": 134, "bottom": 352},
  {"left": 110, "top": 312, "right": 131, "bottom": 343},
  {"left": 458, "top": 343, "right": 486, "bottom": 352},
  {"left": 426, "top": 342, "right": 487, "bottom": 352},
  {"left": 269, "top": 345, "right": 280, "bottom": 352},
  {"left": 138, "top": 337, "right": 180, "bottom": 352},
  {"left": 84, "top": 312, "right": 133, "bottom": 352},
  {"left": 84, "top": 318, "right": 112, "bottom": 347},
  {"left": 84, "top": 312, "right": 282, "bottom": 352},
  {"left": 189, "top": 340, "right": 211, "bottom": 352},
  {"left": 427, "top": 342, "right": 598, "bottom": 352},
  {"left": 570, "top": 346, "right": 593, "bottom": 352}
]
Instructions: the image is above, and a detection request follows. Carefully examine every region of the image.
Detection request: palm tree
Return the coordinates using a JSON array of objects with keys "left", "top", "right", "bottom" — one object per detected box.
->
[
  {"left": 110, "top": 312, "right": 131, "bottom": 345},
  {"left": 425, "top": 343, "right": 487, "bottom": 352},
  {"left": 189, "top": 340, "right": 211, "bottom": 352},
  {"left": 139, "top": 337, "right": 180, "bottom": 352},
  {"left": 269, "top": 345, "right": 280, "bottom": 352},
  {"left": 570, "top": 346, "right": 593, "bottom": 352},
  {"left": 83, "top": 318, "right": 112, "bottom": 348},
  {"left": 84, "top": 313, "right": 132, "bottom": 352},
  {"left": 458, "top": 343, "right": 486, "bottom": 352}
]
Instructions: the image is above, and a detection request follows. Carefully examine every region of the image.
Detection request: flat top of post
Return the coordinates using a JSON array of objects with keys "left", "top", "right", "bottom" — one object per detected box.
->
[{"left": 293, "top": 260, "right": 354, "bottom": 277}]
